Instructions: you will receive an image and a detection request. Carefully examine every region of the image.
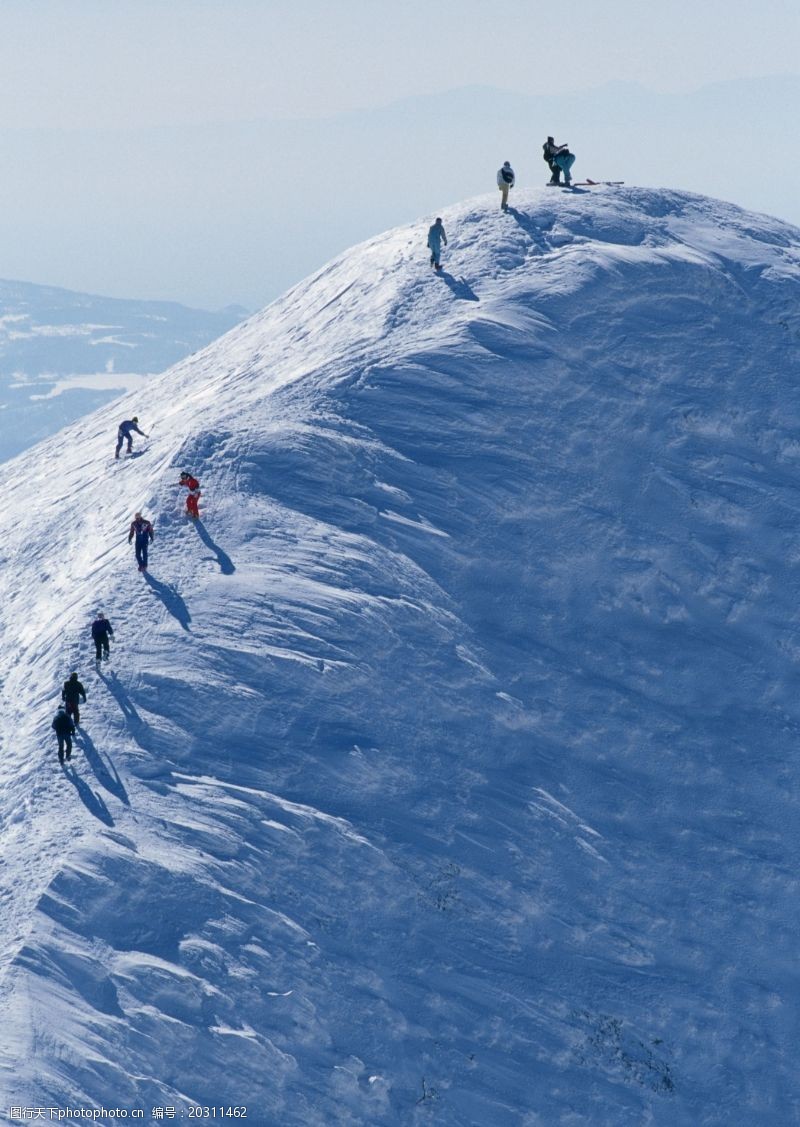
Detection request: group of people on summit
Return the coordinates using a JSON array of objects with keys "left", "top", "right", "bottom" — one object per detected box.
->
[
  {"left": 51, "top": 419, "right": 204, "bottom": 765},
  {"left": 497, "top": 137, "right": 575, "bottom": 210},
  {"left": 542, "top": 137, "right": 575, "bottom": 186},
  {"left": 427, "top": 135, "right": 576, "bottom": 268}
]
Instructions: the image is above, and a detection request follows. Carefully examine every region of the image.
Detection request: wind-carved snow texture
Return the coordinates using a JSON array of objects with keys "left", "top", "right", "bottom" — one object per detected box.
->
[{"left": 0, "top": 187, "right": 799, "bottom": 1125}]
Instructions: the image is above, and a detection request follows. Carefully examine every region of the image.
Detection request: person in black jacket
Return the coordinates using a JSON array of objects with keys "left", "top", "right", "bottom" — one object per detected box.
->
[
  {"left": 62, "top": 672, "right": 87, "bottom": 725},
  {"left": 52, "top": 705, "right": 75, "bottom": 764},
  {"left": 543, "top": 136, "right": 575, "bottom": 186},
  {"left": 91, "top": 612, "right": 114, "bottom": 662},
  {"left": 497, "top": 161, "right": 515, "bottom": 210}
]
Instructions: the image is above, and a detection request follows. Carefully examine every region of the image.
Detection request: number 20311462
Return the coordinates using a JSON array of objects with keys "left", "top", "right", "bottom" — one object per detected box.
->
[{"left": 188, "top": 1109, "right": 247, "bottom": 1119}]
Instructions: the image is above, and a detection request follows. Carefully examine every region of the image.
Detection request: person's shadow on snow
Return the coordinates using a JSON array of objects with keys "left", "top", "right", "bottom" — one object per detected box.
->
[
  {"left": 438, "top": 271, "right": 479, "bottom": 302},
  {"left": 143, "top": 572, "right": 192, "bottom": 631},
  {"left": 75, "top": 728, "right": 130, "bottom": 806},
  {"left": 506, "top": 206, "right": 533, "bottom": 229},
  {"left": 99, "top": 669, "right": 141, "bottom": 725},
  {"left": 192, "top": 518, "right": 236, "bottom": 575},
  {"left": 62, "top": 762, "right": 114, "bottom": 825},
  {"left": 98, "top": 670, "right": 155, "bottom": 754},
  {"left": 506, "top": 207, "right": 554, "bottom": 254}
]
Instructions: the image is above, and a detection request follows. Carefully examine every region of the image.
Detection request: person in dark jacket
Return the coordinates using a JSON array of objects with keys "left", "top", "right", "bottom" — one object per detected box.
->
[
  {"left": 61, "top": 672, "right": 86, "bottom": 726},
  {"left": 543, "top": 136, "right": 561, "bottom": 184},
  {"left": 115, "top": 416, "right": 148, "bottom": 459},
  {"left": 543, "top": 136, "right": 575, "bottom": 186},
  {"left": 91, "top": 612, "right": 114, "bottom": 661},
  {"left": 497, "top": 161, "right": 515, "bottom": 210},
  {"left": 52, "top": 705, "right": 75, "bottom": 764},
  {"left": 129, "top": 512, "right": 154, "bottom": 571}
]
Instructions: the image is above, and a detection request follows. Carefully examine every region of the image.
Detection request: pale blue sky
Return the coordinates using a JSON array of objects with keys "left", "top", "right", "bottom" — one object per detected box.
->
[
  {"left": 0, "top": 0, "right": 798, "bottom": 128},
  {"left": 0, "top": 1, "right": 798, "bottom": 308}
]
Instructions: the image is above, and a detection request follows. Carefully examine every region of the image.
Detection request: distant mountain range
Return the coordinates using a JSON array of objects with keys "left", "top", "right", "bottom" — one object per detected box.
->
[
  {"left": 0, "top": 279, "right": 247, "bottom": 463},
  {"left": 0, "top": 76, "right": 797, "bottom": 311}
]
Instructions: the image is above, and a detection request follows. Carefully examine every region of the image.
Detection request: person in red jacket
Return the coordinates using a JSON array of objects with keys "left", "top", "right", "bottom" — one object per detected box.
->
[{"left": 178, "top": 471, "right": 201, "bottom": 519}]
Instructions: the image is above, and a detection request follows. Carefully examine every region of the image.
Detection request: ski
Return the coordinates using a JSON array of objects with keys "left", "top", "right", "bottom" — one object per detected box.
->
[{"left": 572, "top": 180, "right": 625, "bottom": 187}]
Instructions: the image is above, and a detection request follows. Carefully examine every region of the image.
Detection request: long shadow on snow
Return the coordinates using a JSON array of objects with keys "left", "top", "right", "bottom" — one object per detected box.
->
[
  {"left": 506, "top": 206, "right": 543, "bottom": 238},
  {"left": 97, "top": 669, "right": 155, "bottom": 753},
  {"left": 62, "top": 763, "right": 114, "bottom": 826},
  {"left": 192, "top": 518, "right": 236, "bottom": 574},
  {"left": 75, "top": 727, "right": 130, "bottom": 806},
  {"left": 437, "top": 271, "right": 479, "bottom": 302},
  {"left": 142, "top": 571, "right": 191, "bottom": 631}
]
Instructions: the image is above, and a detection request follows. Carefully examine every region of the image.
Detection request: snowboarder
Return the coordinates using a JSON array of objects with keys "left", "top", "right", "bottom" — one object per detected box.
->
[
  {"left": 177, "top": 471, "right": 201, "bottom": 519},
  {"left": 52, "top": 704, "right": 75, "bottom": 764},
  {"left": 61, "top": 672, "right": 87, "bottom": 726},
  {"left": 427, "top": 218, "right": 447, "bottom": 271},
  {"left": 91, "top": 611, "right": 114, "bottom": 662},
  {"left": 115, "top": 416, "right": 148, "bottom": 459},
  {"left": 543, "top": 137, "right": 575, "bottom": 186},
  {"left": 129, "top": 511, "right": 154, "bottom": 571},
  {"left": 497, "top": 161, "right": 515, "bottom": 210}
]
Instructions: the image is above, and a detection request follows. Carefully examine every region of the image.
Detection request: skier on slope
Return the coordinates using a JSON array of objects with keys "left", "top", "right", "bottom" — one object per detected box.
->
[
  {"left": 427, "top": 218, "right": 447, "bottom": 272},
  {"left": 177, "top": 471, "right": 201, "bottom": 519},
  {"left": 115, "top": 416, "right": 149, "bottom": 459},
  {"left": 91, "top": 611, "right": 114, "bottom": 662},
  {"left": 61, "top": 671, "right": 87, "bottom": 726},
  {"left": 543, "top": 136, "right": 575, "bottom": 187},
  {"left": 497, "top": 161, "right": 515, "bottom": 210},
  {"left": 129, "top": 511, "right": 154, "bottom": 571},
  {"left": 52, "top": 704, "right": 75, "bottom": 765}
]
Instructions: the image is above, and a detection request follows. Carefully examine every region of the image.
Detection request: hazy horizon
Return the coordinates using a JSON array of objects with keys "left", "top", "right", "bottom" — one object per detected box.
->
[
  {"left": 0, "top": 0, "right": 797, "bottom": 309},
  {"left": 1, "top": 76, "right": 799, "bottom": 310}
]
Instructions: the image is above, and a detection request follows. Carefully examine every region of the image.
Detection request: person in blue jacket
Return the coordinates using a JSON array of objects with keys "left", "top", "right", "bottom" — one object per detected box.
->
[
  {"left": 115, "top": 416, "right": 148, "bottom": 459},
  {"left": 91, "top": 612, "right": 114, "bottom": 661},
  {"left": 427, "top": 218, "right": 447, "bottom": 271},
  {"left": 543, "top": 137, "right": 575, "bottom": 186},
  {"left": 129, "top": 512, "right": 154, "bottom": 571}
]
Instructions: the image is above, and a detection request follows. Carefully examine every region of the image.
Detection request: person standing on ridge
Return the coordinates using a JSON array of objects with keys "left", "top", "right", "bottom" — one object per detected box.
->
[
  {"left": 52, "top": 704, "right": 75, "bottom": 764},
  {"left": 61, "top": 672, "right": 87, "bottom": 726},
  {"left": 497, "top": 161, "right": 515, "bottom": 210},
  {"left": 115, "top": 416, "right": 148, "bottom": 459},
  {"left": 427, "top": 217, "right": 447, "bottom": 271},
  {"left": 543, "top": 136, "right": 561, "bottom": 185},
  {"left": 543, "top": 137, "right": 575, "bottom": 186},
  {"left": 177, "top": 471, "right": 201, "bottom": 519},
  {"left": 91, "top": 611, "right": 114, "bottom": 662},
  {"left": 129, "top": 511, "right": 154, "bottom": 571}
]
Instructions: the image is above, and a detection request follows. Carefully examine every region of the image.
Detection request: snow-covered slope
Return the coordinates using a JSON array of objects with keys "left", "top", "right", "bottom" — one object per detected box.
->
[
  {"left": 1, "top": 187, "right": 799, "bottom": 1125},
  {"left": 0, "top": 280, "right": 246, "bottom": 464}
]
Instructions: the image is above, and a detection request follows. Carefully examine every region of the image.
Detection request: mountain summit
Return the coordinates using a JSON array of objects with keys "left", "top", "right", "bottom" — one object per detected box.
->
[{"left": 1, "top": 187, "right": 799, "bottom": 1124}]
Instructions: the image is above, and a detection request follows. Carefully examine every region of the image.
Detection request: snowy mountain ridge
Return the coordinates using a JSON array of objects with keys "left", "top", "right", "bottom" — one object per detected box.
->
[{"left": 0, "top": 187, "right": 799, "bottom": 1125}]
